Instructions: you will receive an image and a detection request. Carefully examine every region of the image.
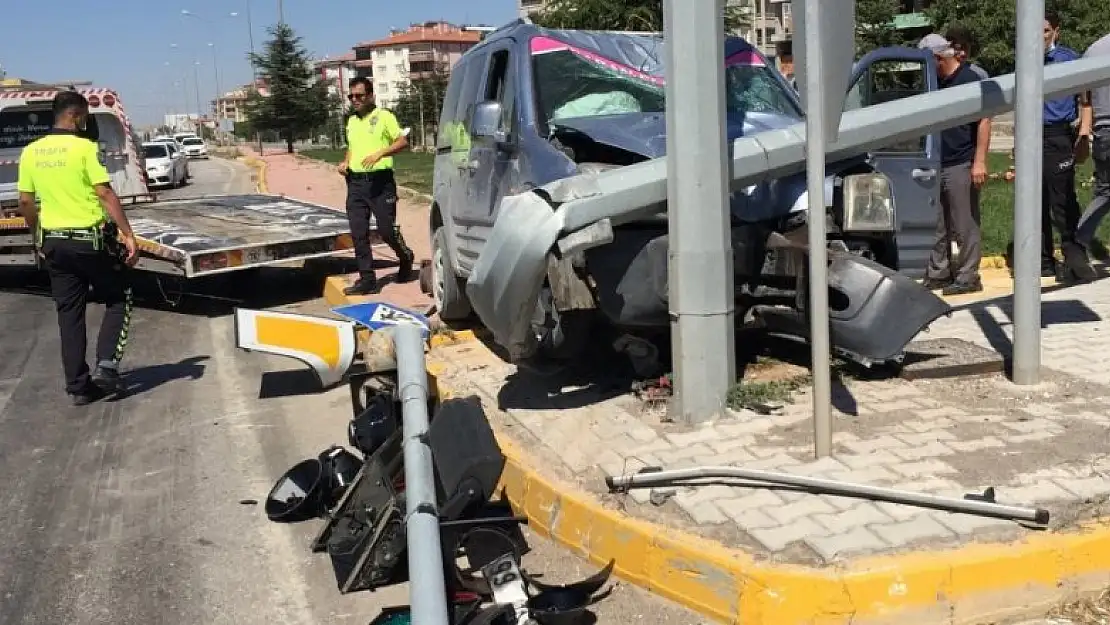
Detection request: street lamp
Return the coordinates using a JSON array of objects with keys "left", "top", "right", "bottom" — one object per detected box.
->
[{"left": 208, "top": 43, "right": 223, "bottom": 132}]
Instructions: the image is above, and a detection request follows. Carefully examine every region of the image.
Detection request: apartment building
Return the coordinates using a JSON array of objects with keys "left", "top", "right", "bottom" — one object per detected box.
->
[
  {"left": 315, "top": 52, "right": 357, "bottom": 114},
  {"left": 351, "top": 22, "right": 482, "bottom": 108},
  {"left": 210, "top": 79, "right": 269, "bottom": 125}
]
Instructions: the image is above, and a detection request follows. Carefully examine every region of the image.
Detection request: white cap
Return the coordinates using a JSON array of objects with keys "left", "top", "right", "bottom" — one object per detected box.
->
[{"left": 918, "top": 33, "right": 956, "bottom": 58}]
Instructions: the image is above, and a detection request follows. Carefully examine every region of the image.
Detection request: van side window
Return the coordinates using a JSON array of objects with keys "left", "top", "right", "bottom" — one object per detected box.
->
[
  {"left": 484, "top": 50, "right": 515, "bottom": 132},
  {"left": 437, "top": 61, "right": 467, "bottom": 148},
  {"left": 456, "top": 54, "right": 487, "bottom": 131}
]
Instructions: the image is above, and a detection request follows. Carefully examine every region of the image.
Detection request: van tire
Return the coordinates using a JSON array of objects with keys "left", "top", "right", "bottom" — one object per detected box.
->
[{"left": 431, "top": 226, "right": 472, "bottom": 322}]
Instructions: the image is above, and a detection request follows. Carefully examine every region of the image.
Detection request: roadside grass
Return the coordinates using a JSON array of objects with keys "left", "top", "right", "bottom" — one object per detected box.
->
[
  {"left": 298, "top": 149, "right": 1107, "bottom": 255},
  {"left": 300, "top": 148, "right": 435, "bottom": 195}
]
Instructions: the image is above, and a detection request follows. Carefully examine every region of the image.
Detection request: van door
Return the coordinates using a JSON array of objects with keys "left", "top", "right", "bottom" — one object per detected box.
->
[
  {"left": 844, "top": 48, "right": 940, "bottom": 278},
  {"left": 445, "top": 53, "right": 489, "bottom": 275},
  {"left": 460, "top": 42, "right": 518, "bottom": 260}
]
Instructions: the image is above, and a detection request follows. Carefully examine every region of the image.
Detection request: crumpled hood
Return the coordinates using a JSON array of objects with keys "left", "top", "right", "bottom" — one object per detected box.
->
[{"left": 553, "top": 111, "right": 867, "bottom": 221}]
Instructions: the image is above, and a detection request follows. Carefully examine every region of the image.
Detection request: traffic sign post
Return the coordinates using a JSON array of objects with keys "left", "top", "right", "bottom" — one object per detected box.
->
[
  {"left": 1012, "top": 0, "right": 1045, "bottom": 385},
  {"left": 793, "top": 0, "right": 856, "bottom": 458}
]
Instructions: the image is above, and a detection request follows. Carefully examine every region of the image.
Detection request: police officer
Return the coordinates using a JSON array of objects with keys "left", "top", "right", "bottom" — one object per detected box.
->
[
  {"left": 339, "top": 77, "right": 415, "bottom": 296},
  {"left": 16, "top": 90, "right": 139, "bottom": 406},
  {"left": 1035, "top": 12, "right": 1095, "bottom": 281}
]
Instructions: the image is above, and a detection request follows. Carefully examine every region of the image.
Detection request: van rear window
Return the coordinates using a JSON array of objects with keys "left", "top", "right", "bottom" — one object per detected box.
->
[{"left": 0, "top": 109, "right": 54, "bottom": 149}]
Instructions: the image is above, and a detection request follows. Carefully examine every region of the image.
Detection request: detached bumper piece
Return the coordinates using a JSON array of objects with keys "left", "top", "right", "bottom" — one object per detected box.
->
[{"left": 753, "top": 251, "right": 951, "bottom": 364}]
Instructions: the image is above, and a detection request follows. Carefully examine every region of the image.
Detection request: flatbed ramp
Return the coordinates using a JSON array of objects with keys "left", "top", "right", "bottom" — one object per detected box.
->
[{"left": 1, "top": 194, "right": 356, "bottom": 278}]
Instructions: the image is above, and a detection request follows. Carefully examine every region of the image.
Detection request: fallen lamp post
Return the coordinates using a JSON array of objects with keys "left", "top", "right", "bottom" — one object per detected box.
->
[{"left": 606, "top": 466, "right": 1050, "bottom": 525}]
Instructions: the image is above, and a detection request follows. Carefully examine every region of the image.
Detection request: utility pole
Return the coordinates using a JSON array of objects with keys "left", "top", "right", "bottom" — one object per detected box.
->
[
  {"left": 277, "top": 0, "right": 284, "bottom": 24},
  {"left": 663, "top": 0, "right": 736, "bottom": 423},
  {"left": 1012, "top": 0, "right": 1045, "bottom": 384}
]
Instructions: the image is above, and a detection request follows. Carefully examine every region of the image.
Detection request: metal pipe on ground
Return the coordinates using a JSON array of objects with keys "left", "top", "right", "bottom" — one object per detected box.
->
[
  {"left": 605, "top": 466, "right": 1050, "bottom": 525},
  {"left": 393, "top": 323, "right": 450, "bottom": 625}
]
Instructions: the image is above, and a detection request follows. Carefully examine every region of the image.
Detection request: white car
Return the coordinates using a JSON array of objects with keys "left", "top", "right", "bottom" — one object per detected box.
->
[
  {"left": 150, "top": 139, "right": 190, "bottom": 181},
  {"left": 180, "top": 136, "right": 208, "bottom": 159},
  {"left": 142, "top": 141, "right": 187, "bottom": 188}
]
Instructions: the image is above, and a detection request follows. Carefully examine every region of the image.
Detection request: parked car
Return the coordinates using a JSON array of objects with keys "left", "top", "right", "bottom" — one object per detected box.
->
[
  {"left": 179, "top": 136, "right": 208, "bottom": 159},
  {"left": 426, "top": 22, "right": 949, "bottom": 367},
  {"left": 143, "top": 141, "right": 187, "bottom": 188}
]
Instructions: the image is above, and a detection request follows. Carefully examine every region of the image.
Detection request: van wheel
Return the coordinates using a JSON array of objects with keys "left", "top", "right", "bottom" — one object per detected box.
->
[{"left": 431, "top": 226, "right": 472, "bottom": 321}]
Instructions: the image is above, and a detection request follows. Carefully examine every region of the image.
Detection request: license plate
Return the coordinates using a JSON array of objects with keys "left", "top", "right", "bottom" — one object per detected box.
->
[{"left": 482, "top": 552, "right": 528, "bottom": 612}]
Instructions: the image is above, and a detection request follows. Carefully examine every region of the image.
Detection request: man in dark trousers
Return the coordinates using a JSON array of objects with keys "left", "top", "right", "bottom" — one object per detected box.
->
[
  {"left": 339, "top": 77, "right": 415, "bottom": 296},
  {"left": 1033, "top": 12, "right": 1095, "bottom": 281},
  {"left": 919, "top": 34, "right": 992, "bottom": 295},
  {"left": 16, "top": 91, "right": 139, "bottom": 405}
]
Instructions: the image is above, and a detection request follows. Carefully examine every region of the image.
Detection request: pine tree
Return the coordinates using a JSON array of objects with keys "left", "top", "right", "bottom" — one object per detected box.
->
[{"left": 244, "top": 23, "right": 333, "bottom": 153}]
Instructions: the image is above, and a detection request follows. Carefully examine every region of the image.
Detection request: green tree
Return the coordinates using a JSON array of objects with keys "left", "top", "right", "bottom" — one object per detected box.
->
[
  {"left": 926, "top": 0, "right": 1110, "bottom": 77},
  {"left": 391, "top": 64, "right": 450, "bottom": 151},
  {"left": 244, "top": 23, "right": 333, "bottom": 153},
  {"left": 855, "top": 0, "right": 908, "bottom": 58},
  {"left": 530, "top": 0, "right": 752, "bottom": 34}
]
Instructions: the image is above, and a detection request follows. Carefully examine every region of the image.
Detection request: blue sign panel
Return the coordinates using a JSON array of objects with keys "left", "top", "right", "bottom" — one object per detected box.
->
[{"left": 331, "top": 302, "right": 431, "bottom": 337}]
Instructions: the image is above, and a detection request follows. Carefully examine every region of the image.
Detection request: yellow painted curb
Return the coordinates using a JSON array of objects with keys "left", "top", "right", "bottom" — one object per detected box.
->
[
  {"left": 241, "top": 154, "right": 269, "bottom": 193},
  {"left": 326, "top": 268, "right": 1110, "bottom": 625},
  {"left": 980, "top": 255, "right": 1009, "bottom": 270}
]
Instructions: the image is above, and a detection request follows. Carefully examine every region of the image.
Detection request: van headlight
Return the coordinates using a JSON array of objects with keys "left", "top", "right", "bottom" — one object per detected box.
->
[{"left": 842, "top": 172, "right": 895, "bottom": 232}]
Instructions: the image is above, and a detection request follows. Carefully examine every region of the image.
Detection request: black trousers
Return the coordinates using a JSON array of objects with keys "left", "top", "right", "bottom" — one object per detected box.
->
[
  {"left": 42, "top": 237, "right": 133, "bottom": 394},
  {"left": 1042, "top": 126, "right": 1084, "bottom": 265},
  {"left": 344, "top": 169, "right": 412, "bottom": 278}
]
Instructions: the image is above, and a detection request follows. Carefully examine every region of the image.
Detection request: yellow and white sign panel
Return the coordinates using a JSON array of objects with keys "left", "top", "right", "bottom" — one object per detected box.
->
[{"left": 233, "top": 308, "right": 358, "bottom": 388}]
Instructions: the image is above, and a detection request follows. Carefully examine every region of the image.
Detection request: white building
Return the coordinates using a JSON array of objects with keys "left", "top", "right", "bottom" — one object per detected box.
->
[{"left": 352, "top": 21, "right": 482, "bottom": 108}]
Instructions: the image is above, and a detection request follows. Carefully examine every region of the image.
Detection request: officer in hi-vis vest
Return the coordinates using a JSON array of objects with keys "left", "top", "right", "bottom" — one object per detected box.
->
[{"left": 17, "top": 90, "right": 139, "bottom": 405}]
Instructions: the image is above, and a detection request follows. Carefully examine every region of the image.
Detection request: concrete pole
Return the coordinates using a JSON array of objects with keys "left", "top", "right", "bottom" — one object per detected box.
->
[
  {"left": 802, "top": 0, "right": 832, "bottom": 458},
  {"left": 663, "top": 0, "right": 736, "bottom": 424},
  {"left": 393, "top": 323, "right": 450, "bottom": 625},
  {"left": 1012, "top": 0, "right": 1044, "bottom": 385}
]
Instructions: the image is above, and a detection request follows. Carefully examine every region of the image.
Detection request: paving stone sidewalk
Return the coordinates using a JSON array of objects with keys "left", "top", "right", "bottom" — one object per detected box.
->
[{"left": 432, "top": 278, "right": 1110, "bottom": 565}]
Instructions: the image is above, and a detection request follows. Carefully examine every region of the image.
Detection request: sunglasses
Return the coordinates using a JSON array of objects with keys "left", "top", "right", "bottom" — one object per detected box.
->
[{"left": 348, "top": 93, "right": 368, "bottom": 101}]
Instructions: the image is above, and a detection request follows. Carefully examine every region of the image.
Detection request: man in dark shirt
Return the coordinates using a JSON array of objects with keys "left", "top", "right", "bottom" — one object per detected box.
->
[
  {"left": 919, "top": 34, "right": 992, "bottom": 295},
  {"left": 1026, "top": 12, "right": 1095, "bottom": 281}
]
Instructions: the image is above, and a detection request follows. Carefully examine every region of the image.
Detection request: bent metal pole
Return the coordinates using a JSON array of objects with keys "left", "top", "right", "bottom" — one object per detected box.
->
[
  {"left": 393, "top": 323, "right": 450, "bottom": 625},
  {"left": 606, "top": 467, "right": 1049, "bottom": 524}
]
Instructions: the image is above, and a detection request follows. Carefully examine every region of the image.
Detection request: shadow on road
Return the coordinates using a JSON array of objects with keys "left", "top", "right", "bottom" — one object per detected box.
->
[{"left": 123, "top": 355, "right": 210, "bottom": 396}]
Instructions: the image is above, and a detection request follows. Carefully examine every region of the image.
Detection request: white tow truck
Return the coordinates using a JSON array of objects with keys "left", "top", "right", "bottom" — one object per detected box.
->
[{"left": 0, "top": 83, "right": 359, "bottom": 291}]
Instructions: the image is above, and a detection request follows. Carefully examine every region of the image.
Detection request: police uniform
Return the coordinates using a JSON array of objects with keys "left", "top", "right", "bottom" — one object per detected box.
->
[
  {"left": 17, "top": 129, "right": 133, "bottom": 399},
  {"left": 1040, "top": 44, "right": 1090, "bottom": 277},
  {"left": 344, "top": 106, "right": 414, "bottom": 293}
]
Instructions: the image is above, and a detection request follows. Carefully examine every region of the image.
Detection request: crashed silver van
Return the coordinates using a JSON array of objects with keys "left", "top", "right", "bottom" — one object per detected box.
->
[{"left": 426, "top": 21, "right": 949, "bottom": 365}]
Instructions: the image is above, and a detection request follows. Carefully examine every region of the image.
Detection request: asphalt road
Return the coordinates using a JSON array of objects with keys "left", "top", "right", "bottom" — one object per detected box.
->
[
  {"left": 0, "top": 160, "right": 705, "bottom": 625},
  {"left": 156, "top": 156, "right": 257, "bottom": 199}
]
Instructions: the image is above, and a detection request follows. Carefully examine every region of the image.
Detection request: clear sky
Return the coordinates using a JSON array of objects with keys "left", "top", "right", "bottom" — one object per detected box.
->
[{"left": 2, "top": 0, "right": 517, "bottom": 125}]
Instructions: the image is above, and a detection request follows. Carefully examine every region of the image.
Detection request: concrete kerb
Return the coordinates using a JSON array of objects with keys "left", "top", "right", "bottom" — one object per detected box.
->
[
  {"left": 321, "top": 275, "right": 1110, "bottom": 625},
  {"left": 240, "top": 154, "right": 269, "bottom": 193}
]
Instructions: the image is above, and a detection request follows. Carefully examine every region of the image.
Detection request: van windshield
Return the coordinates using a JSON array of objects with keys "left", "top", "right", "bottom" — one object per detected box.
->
[
  {"left": 531, "top": 37, "right": 802, "bottom": 125},
  {"left": 0, "top": 108, "right": 54, "bottom": 150}
]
